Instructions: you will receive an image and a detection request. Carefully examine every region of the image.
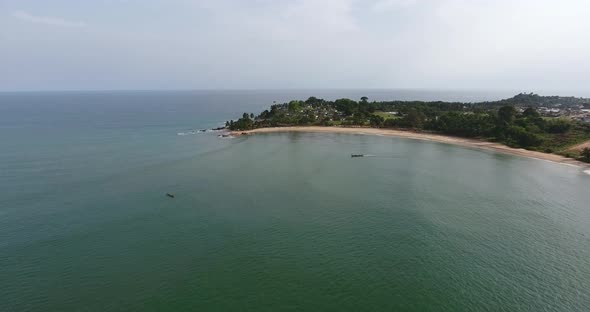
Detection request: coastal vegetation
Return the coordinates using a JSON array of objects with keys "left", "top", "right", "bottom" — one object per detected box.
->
[{"left": 226, "top": 94, "right": 590, "bottom": 162}]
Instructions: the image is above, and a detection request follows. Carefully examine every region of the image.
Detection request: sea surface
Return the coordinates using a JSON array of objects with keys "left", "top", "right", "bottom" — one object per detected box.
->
[{"left": 1, "top": 90, "right": 590, "bottom": 311}]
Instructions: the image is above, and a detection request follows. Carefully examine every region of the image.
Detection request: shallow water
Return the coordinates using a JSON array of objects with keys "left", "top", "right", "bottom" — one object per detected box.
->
[{"left": 1, "top": 90, "right": 589, "bottom": 311}]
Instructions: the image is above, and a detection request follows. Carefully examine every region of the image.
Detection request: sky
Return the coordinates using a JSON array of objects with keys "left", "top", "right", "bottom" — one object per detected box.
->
[{"left": 1, "top": 0, "right": 589, "bottom": 91}]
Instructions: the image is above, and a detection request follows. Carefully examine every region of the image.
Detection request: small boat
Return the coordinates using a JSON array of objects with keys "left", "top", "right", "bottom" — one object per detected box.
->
[
  {"left": 351, "top": 154, "right": 364, "bottom": 158},
  {"left": 166, "top": 193, "right": 175, "bottom": 198}
]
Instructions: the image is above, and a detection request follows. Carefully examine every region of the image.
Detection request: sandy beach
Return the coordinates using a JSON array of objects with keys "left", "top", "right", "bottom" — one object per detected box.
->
[{"left": 232, "top": 126, "right": 590, "bottom": 169}]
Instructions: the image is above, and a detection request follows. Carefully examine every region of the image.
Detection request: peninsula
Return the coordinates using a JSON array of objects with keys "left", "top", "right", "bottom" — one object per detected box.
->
[{"left": 225, "top": 93, "right": 590, "bottom": 167}]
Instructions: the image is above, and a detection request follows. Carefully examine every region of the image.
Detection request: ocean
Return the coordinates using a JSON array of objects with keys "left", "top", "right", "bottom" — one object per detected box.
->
[{"left": 1, "top": 90, "right": 590, "bottom": 311}]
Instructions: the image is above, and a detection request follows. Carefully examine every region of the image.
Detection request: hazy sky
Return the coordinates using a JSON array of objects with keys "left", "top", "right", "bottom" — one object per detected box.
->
[{"left": 1, "top": 0, "right": 589, "bottom": 91}]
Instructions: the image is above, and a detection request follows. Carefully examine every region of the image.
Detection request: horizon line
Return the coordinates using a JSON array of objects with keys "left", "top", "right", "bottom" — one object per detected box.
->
[{"left": 0, "top": 87, "right": 564, "bottom": 94}]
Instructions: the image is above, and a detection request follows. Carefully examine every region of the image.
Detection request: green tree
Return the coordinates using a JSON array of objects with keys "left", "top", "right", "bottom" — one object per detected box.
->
[
  {"left": 522, "top": 107, "right": 540, "bottom": 118},
  {"left": 544, "top": 118, "right": 572, "bottom": 133},
  {"left": 369, "top": 114, "right": 384, "bottom": 127},
  {"left": 506, "top": 126, "right": 543, "bottom": 147},
  {"left": 361, "top": 96, "right": 368, "bottom": 103},
  {"left": 581, "top": 147, "right": 590, "bottom": 160},
  {"left": 229, "top": 113, "right": 255, "bottom": 130},
  {"left": 400, "top": 109, "right": 426, "bottom": 128},
  {"left": 498, "top": 106, "right": 517, "bottom": 125},
  {"left": 429, "top": 112, "right": 495, "bottom": 137},
  {"left": 334, "top": 98, "right": 358, "bottom": 116},
  {"left": 250, "top": 113, "right": 254, "bottom": 119},
  {"left": 305, "top": 97, "right": 323, "bottom": 106},
  {"left": 288, "top": 100, "right": 302, "bottom": 112},
  {"left": 259, "top": 109, "right": 271, "bottom": 119}
]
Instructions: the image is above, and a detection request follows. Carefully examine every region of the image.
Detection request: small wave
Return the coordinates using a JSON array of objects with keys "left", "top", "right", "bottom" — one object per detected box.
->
[
  {"left": 177, "top": 129, "right": 210, "bottom": 136},
  {"left": 584, "top": 169, "right": 590, "bottom": 175},
  {"left": 218, "top": 134, "right": 235, "bottom": 139}
]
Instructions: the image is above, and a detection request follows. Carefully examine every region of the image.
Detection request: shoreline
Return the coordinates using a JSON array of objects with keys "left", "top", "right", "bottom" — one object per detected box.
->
[{"left": 231, "top": 126, "right": 590, "bottom": 169}]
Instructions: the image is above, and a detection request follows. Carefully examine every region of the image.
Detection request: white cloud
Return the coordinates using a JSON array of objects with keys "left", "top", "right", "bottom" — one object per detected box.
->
[
  {"left": 372, "top": 0, "right": 417, "bottom": 11},
  {"left": 208, "top": 0, "right": 360, "bottom": 41},
  {"left": 3, "top": 0, "right": 590, "bottom": 91},
  {"left": 11, "top": 10, "right": 87, "bottom": 28}
]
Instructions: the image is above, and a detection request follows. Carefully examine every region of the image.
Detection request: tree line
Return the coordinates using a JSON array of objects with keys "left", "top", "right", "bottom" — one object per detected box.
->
[{"left": 225, "top": 95, "right": 590, "bottom": 161}]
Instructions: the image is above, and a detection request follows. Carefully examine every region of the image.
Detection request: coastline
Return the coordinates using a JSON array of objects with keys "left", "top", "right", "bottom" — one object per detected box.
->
[{"left": 231, "top": 126, "right": 590, "bottom": 169}]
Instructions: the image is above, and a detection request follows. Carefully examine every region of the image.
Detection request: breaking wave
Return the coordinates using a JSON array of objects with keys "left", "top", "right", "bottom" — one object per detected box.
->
[{"left": 177, "top": 129, "right": 216, "bottom": 136}]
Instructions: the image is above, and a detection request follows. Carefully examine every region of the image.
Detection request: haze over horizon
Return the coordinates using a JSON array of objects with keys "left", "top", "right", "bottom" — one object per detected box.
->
[{"left": 2, "top": 0, "right": 590, "bottom": 92}]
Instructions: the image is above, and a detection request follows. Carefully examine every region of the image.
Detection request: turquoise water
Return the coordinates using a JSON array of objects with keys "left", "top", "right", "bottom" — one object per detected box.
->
[{"left": 1, "top": 91, "right": 590, "bottom": 311}]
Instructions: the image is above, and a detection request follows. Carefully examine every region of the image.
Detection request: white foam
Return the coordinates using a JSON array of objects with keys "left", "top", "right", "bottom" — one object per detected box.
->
[
  {"left": 584, "top": 169, "right": 590, "bottom": 175},
  {"left": 178, "top": 129, "right": 211, "bottom": 136}
]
